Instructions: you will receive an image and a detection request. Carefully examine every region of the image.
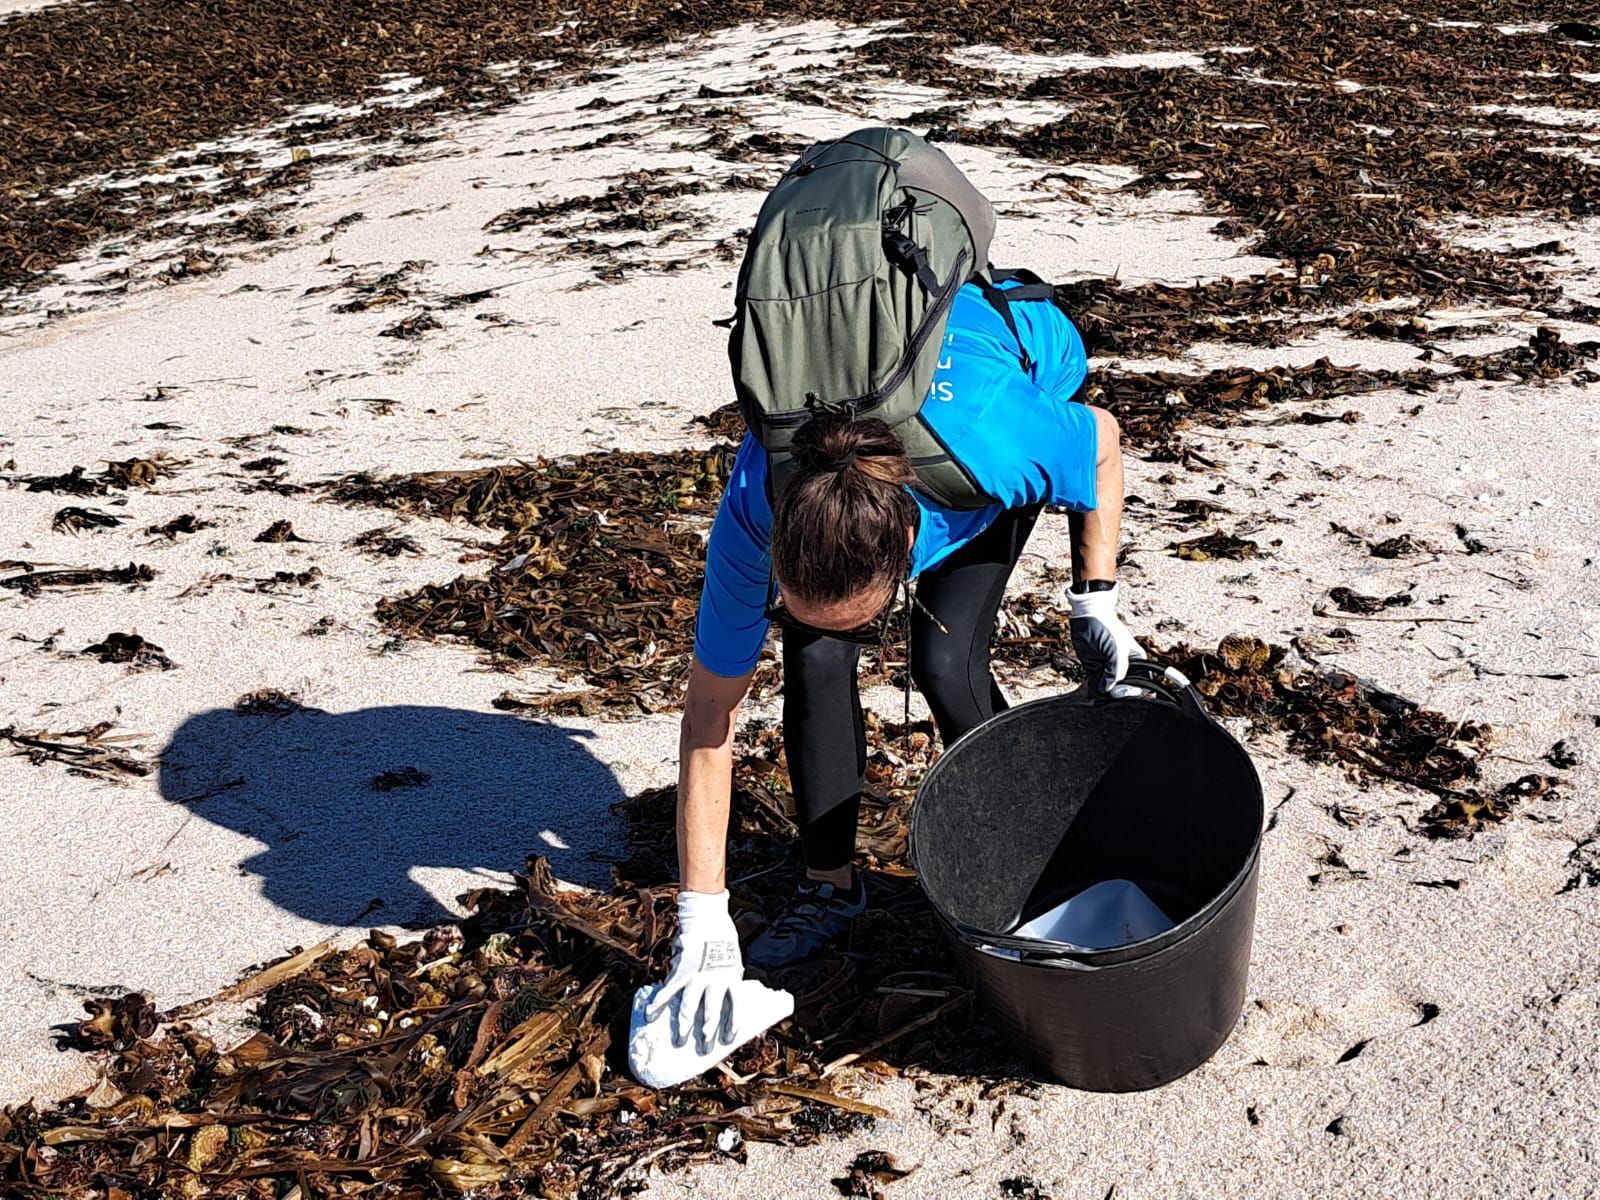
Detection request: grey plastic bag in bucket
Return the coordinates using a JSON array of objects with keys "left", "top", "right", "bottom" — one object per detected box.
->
[{"left": 910, "top": 661, "right": 1263, "bottom": 1092}]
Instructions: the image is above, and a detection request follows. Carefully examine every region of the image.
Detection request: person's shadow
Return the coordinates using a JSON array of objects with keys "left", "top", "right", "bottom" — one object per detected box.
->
[{"left": 158, "top": 704, "right": 629, "bottom": 930}]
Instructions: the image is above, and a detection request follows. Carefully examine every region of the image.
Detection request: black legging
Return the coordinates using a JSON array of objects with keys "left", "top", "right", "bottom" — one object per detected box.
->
[{"left": 780, "top": 505, "right": 1041, "bottom": 871}]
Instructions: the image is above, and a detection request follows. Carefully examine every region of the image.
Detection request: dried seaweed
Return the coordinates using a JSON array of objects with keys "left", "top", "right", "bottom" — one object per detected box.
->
[
  {"left": 982, "top": 46, "right": 1600, "bottom": 317},
  {"left": 999, "top": 1179, "right": 1053, "bottom": 1200},
  {"left": 7, "top": 0, "right": 1600, "bottom": 354},
  {"left": 251, "top": 567, "right": 322, "bottom": 592},
  {"left": 698, "top": 358, "right": 1446, "bottom": 464},
  {"left": 351, "top": 526, "right": 425, "bottom": 557},
  {"left": 18, "top": 455, "right": 180, "bottom": 496},
  {"left": 237, "top": 474, "right": 309, "bottom": 497},
  {"left": 1545, "top": 740, "right": 1580, "bottom": 770},
  {"left": 991, "top": 594, "right": 1082, "bottom": 678},
  {"left": 1444, "top": 326, "right": 1600, "bottom": 383},
  {"left": 22, "top": 466, "right": 107, "bottom": 496},
  {"left": 833, "top": 1149, "right": 914, "bottom": 1198},
  {"left": 691, "top": 403, "right": 747, "bottom": 441},
  {"left": 1560, "top": 822, "right": 1600, "bottom": 894},
  {"left": 1420, "top": 773, "right": 1559, "bottom": 838},
  {"left": 1, "top": 722, "right": 151, "bottom": 779},
  {"left": 322, "top": 446, "right": 738, "bottom": 714},
  {"left": 380, "top": 312, "right": 443, "bottom": 340},
  {"left": 706, "top": 331, "right": 1502, "bottom": 495},
  {"left": 0, "top": 562, "right": 156, "bottom": 596},
  {"left": 254, "top": 519, "right": 309, "bottom": 543},
  {"left": 1327, "top": 587, "right": 1412, "bottom": 615},
  {"left": 81, "top": 632, "right": 175, "bottom": 670},
  {"left": 1454, "top": 524, "right": 1489, "bottom": 555},
  {"left": 320, "top": 259, "right": 430, "bottom": 311},
  {"left": 101, "top": 454, "right": 182, "bottom": 489},
  {"left": 1286, "top": 410, "right": 1361, "bottom": 427},
  {"left": 234, "top": 689, "right": 304, "bottom": 716},
  {"left": 50, "top": 507, "right": 125, "bottom": 534},
  {"left": 184, "top": 568, "right": 319, "bottom": 596},
  {"left": 1087, "top": 358, "right": 1434, "bottom": 454},
  {"left": 1368, "top": 535, "right": 1428, "bottom": 559},
  {"left": 486, "top": 172, "right": 710, "bottom": 259},
  {"left": 1170, "top": 533, "right": 1260, "bottom": 562},
  {"left": 145, "top": 513, "right": 213, "bottom": 540},
  {"left": 493, "top": 689, "right": 609, "bottom": 718},
  {"left": 1149, "top": 635, "right": 1498, "bottom": 814}
]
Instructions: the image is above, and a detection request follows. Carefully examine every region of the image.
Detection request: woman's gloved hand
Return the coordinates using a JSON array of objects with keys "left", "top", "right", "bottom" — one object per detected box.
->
[
  {"left": 644, "top": 889, "right": 744, "bottom": 1053},
  {"left": 1068, "top": 580, "right": 1139, "bottom": 696}
]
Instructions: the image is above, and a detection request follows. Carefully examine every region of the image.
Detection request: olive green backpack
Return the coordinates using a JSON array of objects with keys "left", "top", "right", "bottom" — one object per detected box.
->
[{"left": 724, "top": 127, "right": 1054, "bottom": 509}]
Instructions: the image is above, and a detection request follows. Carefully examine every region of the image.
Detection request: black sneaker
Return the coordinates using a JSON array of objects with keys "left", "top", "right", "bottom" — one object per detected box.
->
[{"left": 746, "top": 876, "right": 868, "bottom": 969}]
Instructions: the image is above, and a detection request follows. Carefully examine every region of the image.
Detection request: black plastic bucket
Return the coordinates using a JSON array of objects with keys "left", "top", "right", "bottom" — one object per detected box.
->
[{"left": 910, "top": 661, "right": 1263, "bottom": 1092}]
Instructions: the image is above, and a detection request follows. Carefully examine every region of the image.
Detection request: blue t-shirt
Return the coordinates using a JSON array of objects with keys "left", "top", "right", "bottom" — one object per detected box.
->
[{"left": 693, "top": 280, "right": 1097, "bottom": 678}]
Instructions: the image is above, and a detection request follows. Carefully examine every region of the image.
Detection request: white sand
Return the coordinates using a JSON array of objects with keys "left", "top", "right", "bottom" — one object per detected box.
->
[
  {"left": 2, "top": 17, "right": 1598, "bottom": 1197},
  {"left": 0, "top": 0, "right": 61, "bottom": 17}
]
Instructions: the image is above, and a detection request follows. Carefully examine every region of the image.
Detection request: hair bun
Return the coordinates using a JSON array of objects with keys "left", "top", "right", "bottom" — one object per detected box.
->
[{"left": 791, "top": 415, "right": 911, "bottom": 484}]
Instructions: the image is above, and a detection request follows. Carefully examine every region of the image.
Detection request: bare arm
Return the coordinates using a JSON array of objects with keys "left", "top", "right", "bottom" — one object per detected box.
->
[
  {"left": 677, "top": 659, "right": 755, "bottom": 893},
  {"left": 1069, "top": 405, "right": 1123, "bottom": 584}
]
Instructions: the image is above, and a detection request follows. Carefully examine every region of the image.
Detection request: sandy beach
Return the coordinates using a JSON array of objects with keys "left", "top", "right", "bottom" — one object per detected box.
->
[{"left": 2, "top": 7, "right": 1598, "bottom": 1197}]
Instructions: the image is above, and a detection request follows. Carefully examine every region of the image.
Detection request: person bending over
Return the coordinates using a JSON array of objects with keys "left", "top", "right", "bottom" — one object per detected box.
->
[{"left": 653, "top": 276, "right": 1134, "bottom": 1052}]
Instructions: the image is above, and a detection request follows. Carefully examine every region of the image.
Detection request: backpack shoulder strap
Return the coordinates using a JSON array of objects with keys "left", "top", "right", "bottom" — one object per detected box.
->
[{"left": 973, "top": 267, "right": 1056, "bottom": 373}]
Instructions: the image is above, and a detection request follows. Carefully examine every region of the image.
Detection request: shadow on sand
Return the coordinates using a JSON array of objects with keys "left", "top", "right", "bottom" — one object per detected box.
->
[{"left": 157, "top": 703, "right": 628, "bottom": 930}]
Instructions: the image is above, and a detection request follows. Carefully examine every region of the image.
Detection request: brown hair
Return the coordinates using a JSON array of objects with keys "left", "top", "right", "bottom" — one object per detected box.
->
[{"left": 771, "top": 416, "right": 919, "bottom": 607}]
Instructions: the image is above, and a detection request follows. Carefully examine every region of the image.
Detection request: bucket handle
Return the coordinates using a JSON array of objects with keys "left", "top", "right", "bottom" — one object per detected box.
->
[
  {"left": 1080, "top": 658, "right": 1212, "bottom": 723},
  {"left": 949, "top": 920, "right": 1103, "bottom": 965}
]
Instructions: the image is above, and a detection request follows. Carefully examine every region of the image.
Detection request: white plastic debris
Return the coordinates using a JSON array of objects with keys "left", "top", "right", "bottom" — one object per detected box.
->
[
  {"left": 1013, "top": 879, "right": 1175, "bottom": 949},
  {"left": 627, "top": 980, "right": 794, "bottom": 1090}
]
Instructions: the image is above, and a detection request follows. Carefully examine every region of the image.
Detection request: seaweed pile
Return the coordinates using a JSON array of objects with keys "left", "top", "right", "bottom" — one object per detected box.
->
[
  {"left": 911, "top": 10, "right": 1600, "bottom": 302},
  {"left": 7, "top": 0, "right": 1600, "bottom": 347},
  {"left": 1159, "top": 639, "right": 1462, "bottom": 788},
  {"left": 691, "top": 328, "right": 1597, "bottom": 470},
  {"left": 986, "top": 622, "right": 1552, "bottom": 839},
  {"left": 323, "top": 447, "right": 738, "bottom": 714},
  {"left": 1151, "top": 635, "right": 1562, "bottom": 836},
  {"left": 691, "top": 358, "right": 1437, "bottom": 467},
  {"left": 1084, "top": 359, "right": 1433, "bottom": 460}
]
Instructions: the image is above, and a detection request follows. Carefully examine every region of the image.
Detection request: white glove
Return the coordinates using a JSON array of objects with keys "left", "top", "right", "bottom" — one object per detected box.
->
[
  {"left": 1068, "top": 582, "right": 1139, "bottom": 697},
  {"left": 643, "top": 890, "right": 744, "bottom": 1054}
]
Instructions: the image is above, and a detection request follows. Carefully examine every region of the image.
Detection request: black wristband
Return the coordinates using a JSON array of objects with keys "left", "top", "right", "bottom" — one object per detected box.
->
[{"left": 1070, "top": 578, "right": 1116, "bottom": 594}]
